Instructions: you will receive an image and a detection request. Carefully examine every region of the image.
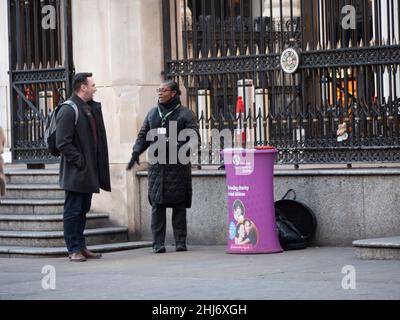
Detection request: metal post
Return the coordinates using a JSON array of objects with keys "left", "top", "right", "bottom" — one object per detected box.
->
[{"left": 63, "top": 0, "right": 73, "bottom": 95}]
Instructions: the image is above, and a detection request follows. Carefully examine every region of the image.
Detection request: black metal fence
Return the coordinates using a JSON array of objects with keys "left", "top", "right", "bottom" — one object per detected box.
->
[
  {"left": 8, "top": 0, "right": 73, "bottom": 163},
  {"left": 163, "top": 0, "right": 400, "bottom": 166}
]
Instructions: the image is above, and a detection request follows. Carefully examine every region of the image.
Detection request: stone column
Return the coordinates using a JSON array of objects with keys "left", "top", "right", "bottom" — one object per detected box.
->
[
  {"left": 71, "top": 0, "right": 163, "bottom": 238},
  {"left": 0, "top": 0, "right": 11, "bottom": 163}
]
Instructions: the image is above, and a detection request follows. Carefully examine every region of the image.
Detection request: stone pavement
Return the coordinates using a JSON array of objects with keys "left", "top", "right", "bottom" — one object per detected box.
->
[{"left": 0, "top": 246, "right": 399, "bottom": 300}]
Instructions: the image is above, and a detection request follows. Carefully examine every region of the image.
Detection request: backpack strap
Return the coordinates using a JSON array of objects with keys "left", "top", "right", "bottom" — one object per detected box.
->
[
  {"left": 62, "top": 100, "right": 79, "bottom": 126},
  {"left": 282, "top": 189, "right": 296, "bottom": 201}
]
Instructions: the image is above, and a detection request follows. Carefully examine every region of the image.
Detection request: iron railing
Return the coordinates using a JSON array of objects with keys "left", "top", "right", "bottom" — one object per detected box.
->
[
  {"left": 163, "top": 0, "right": 400, "bottom": 166},
  {"left": 8, "top": 0, "right": 73, "bottom": 163}
]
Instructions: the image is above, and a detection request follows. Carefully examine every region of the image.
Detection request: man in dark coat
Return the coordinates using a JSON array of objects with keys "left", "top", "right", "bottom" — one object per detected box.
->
[
  {"left": 56, "top": 72, "right": 111, "bottom": 262},
  {"left": 127, "top": 80, "right": 199, "bottom": 253}
]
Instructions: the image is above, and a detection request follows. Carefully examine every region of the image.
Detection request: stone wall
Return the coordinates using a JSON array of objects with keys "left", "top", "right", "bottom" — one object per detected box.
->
[
  {"left": 71, "top": 0, "right": 164, "bottom": 235},
  {"left": 136, "top": 168, "right": 400, "bottom": 246}
]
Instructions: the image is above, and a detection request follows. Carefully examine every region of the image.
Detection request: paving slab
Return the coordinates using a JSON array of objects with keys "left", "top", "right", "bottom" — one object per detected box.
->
[{"left": 0, "top": 246, "right": 399, "bottom": 300}]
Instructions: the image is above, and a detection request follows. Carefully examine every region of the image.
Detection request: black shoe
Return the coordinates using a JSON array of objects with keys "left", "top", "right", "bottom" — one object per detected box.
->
[
  {"left": 176, "top": 244, "right": 187, "bottom": 252},
  {"left": 152, "top": 246, "right": 166, "bottom": 254}
]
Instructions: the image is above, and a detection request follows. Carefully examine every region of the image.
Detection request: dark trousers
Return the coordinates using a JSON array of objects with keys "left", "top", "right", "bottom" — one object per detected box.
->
[
  {"left": 63, "top": 191, "right": 93, "bottom": 253},
  {"left": 151, "top": 204, "right": 187, "bottom": 248}
]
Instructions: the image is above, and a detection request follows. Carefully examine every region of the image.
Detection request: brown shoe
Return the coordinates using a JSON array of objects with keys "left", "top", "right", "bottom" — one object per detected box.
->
[
  {"left": 81, "top": 248, "right": 102, "bottom": 259},
  {"left": 69, "top": 252, "right": 87, "bottom": 262}
]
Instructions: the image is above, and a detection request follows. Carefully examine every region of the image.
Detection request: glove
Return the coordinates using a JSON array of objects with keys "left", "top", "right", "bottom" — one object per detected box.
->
[{"left": 126, "top": 152, "right": 140, "bottom": 171}]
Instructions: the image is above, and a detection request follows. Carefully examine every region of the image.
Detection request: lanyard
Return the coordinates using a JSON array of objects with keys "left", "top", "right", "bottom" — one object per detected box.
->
[{"left": 158, "top": 104, "right": 180, "bottom": 127}]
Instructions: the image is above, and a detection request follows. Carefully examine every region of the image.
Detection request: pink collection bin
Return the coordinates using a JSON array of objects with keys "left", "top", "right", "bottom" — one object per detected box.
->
[{"left": 222, "top": 148, "right": 283, "bottom": 254}]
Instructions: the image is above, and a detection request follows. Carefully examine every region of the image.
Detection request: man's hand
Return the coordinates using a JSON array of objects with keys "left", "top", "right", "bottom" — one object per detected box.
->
[{"left": 126, "top": 152, "right": 140, "bottom": 170}]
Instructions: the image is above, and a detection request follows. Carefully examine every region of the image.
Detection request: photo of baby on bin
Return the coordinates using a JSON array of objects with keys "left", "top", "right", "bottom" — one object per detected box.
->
[{"left": 233, "top": 199, "right": 245, "bottom": 223}]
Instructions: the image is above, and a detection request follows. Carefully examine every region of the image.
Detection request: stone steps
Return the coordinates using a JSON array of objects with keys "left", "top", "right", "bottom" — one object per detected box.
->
[
  {"left": 5, "top": 170, "right": 59, "bottom": 184},
  {"left": 0, "top": 241, "right": 152, "bottom": 258},
  {"left": 4, "top": 184, "right": 64, "bottom": 199},
  {"left": 0, "top": 227, "right": 129, "bottom": 247},
  {"left": 0, "top": 166, "right": 148, "bottom": 257},
  {"left": 0, "top": 213, "right": 110, "bottom": 231},
  {"left": 0, "top": 199, "right": 64, "bottom": 214},
  {"left": 353, "top": 237, "right": 400, "bottom": 260}
]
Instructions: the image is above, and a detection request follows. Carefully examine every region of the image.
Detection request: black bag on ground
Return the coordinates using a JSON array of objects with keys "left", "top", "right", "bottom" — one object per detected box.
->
[
  {"left": 44, "top": 100, "right": 79, "bottom": 157},
  {"left": 275, "top": 189, "right": 317, "bottom": 250},
  {"left": 276, "top": 207, "right": 308, "bottom": 250}
]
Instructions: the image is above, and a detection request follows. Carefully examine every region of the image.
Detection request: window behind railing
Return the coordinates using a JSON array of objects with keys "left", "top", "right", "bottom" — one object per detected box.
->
[{"left": 162, "top": 0, "right": 400, "bottom": 167}]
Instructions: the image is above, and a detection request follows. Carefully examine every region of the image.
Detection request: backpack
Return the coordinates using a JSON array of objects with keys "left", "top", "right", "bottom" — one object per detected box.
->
[
  {"left": 275, "top": 189, "right": 317, "bottom": 250},
  {"left": 44, "top": 100, "right": 79, "bottom": 157},
  {"left": 276, "top": 207, "right": 308, "bottom": 250}
]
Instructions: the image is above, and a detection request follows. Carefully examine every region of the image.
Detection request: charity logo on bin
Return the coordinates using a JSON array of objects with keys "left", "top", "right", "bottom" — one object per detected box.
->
[
  {"left": 234, "top": 155, "right": 254, "bottom": 176},
  {"left": 232, "top": 155, "right": 241, "bottom": 166},
  {"left": 223, "top": 149, "right": 255, "bottom": 176}
]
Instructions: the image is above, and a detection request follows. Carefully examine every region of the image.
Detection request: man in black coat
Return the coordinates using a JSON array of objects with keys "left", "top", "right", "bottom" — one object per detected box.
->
[
  {"left": 127, "top": 80, "right": 199, "bottom": 253},
  {"left": 56, "top": 72, "right": 111, "bottom": 262}
]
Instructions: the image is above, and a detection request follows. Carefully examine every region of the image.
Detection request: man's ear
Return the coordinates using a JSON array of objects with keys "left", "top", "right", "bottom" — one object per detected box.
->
[{"left": 171, "top": 91, "right": 177, "bottom": 97}]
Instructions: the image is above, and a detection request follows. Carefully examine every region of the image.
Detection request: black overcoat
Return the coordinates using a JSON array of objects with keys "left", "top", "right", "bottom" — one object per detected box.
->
[
  {"left": 132, "top": 102, "right": 199, "bottom": 208},
  {"left": 56, "top": 94, "right": 111, "bottom": 193}
]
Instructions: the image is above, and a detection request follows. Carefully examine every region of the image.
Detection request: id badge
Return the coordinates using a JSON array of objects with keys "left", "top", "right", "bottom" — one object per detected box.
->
[{"left": 158, "top": 127, "right": 167, "bottom": 135}]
